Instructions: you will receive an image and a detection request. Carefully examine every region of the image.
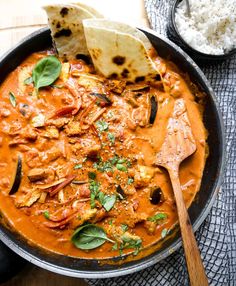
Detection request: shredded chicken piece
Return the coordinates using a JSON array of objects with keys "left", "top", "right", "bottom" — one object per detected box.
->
[
  {"left": 15, "top": 189, "right": 41, "bottom": 208},
  {"left": 27, "top": 168, "right": 49, "bottom": 182}
]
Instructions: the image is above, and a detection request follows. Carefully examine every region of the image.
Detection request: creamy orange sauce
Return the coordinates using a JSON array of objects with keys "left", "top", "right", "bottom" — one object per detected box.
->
[{"left": 0, "top": 51, "right": 207, "bottom": 259}]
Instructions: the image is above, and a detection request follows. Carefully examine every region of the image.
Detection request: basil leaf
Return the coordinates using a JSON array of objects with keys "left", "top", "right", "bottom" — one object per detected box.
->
[
  {"left": 71, "top": 224, "right": 114, "bottom": 250},
  {"left": 24, "top": 76, "right": 33, "bottom": 85},
  {"left": 147, "top": 213, "right": 167, "bottom": 223},
  {"left": 32, "top": 56, "right": 62, "bottom": 91},
  {"left": 9, "top": 92, "right": 16, "bottom": 107},
  {"left": 102, "top": 194, "right": 116, "bottom": 212}
]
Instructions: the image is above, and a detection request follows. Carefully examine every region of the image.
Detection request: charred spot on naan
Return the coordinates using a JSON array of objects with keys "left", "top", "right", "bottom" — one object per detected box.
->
[
  {"left": 54, "top": 28, "right": 72, "bottom": 38},
  {"left": 60, "top": 7, "right": 69, "bottom": 17},
  {"left": 113, "top": 56, "right": 126, "bottom": 66}
]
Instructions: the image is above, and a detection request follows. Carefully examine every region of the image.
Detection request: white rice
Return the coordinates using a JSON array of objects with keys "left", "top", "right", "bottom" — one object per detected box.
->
[{"left": 175, "top": 0, "right": 236, "bottom": 55}]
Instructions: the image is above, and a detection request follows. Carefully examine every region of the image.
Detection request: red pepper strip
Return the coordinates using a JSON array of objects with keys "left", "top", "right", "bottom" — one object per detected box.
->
[
  {"left": 43, "top": 211, "right": 77, "bottom": 229},
  {"left": 49, "top": 175, "right": 76, "bottom": 197},
  {"left": 47, "top": 207, "right": 77, "bottom": 223},
  {"left": 65, "top": 79, "right": 82, "bottom": 114},
  {"left": 50, "top": 106, "right": 77, "bottom": 118}
]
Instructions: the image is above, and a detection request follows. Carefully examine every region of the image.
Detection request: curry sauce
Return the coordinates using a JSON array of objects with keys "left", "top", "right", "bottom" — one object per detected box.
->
[{"left": 0, "top": 50, "right": 207, "bottom": 259}]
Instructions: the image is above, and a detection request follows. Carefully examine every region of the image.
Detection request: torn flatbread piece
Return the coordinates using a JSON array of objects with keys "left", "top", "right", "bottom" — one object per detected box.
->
[
  {"left": 73, "top": 2, "right": 103, "bottom": 18},
  {"left": 83, "top": 19, "right": 161, "bottom": 82},
  {"left": 43, "top": 4, "right": 102, "bottom": 61}
]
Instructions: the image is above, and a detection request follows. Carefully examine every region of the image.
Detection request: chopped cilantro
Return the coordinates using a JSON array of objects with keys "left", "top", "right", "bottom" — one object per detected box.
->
[
  {"left": 127, "top": 177, "right": 134, "bottom": 185},
  {"left": 121, "top": 224, "right": 128, "bottom": 232},
  {"left": 89, "top": 179, "right": 116, "bottom": 211},
  {"left": 148, "top": 213, "right": 167, "bottom": 223},
  {"left": 107, "top": 132, "right": 115, "bottom": 144},
  {"left": 93, "top": 160, "right": 113, "bottom": 172},
  {"left": 96, "top": 120, "right": 109, "bottom": 132},
  {"left": 119, "top": 235, "right": 142, "bottom": 255},
  {"left": 89, "top": 180, "right": 100, "bottom": 208},
  {"left": 44, "top": 211, "right": 50, "bottom": 220},
  {"left": 116, "top": 163, "right": 127, "bottom": 172},
  {"left": 109, "top": 155, "right": 119, "bottom": 165},
  {"left": 88, "top": 172, "right": 96, "bottom": 180}
]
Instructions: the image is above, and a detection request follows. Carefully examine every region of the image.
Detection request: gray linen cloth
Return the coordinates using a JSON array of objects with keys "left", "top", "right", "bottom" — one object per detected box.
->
[{"left": 87, "top": 1, "right": 236, "bottom": 285}]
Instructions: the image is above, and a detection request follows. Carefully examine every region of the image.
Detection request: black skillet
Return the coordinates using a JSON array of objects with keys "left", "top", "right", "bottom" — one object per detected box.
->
[{"left": 0, "top": 27, "right": 225, "bottom": 278}]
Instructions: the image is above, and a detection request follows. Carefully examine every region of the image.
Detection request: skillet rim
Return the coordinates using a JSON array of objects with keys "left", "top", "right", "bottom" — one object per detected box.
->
[{"left": 0, "top": 27, "right": 226, "bottom": 278}]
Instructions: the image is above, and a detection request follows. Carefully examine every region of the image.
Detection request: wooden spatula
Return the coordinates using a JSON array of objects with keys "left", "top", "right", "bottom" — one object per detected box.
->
[{"left": 156, "top": 99, "right": 208, "bottom": 286}]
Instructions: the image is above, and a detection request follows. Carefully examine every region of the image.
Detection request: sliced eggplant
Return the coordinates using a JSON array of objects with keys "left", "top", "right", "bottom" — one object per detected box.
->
[
  {"left": 127, "top": 83, "right": 150, "bottom": 91},
  {"left": 90, "top": 93, "right": 112, "bottom": 105},
  {"left": 116, "top": 185, "right": 126, "bottom": 200},
  {"left": 150, "top": 187, "right": 163, "bottom": 205},
  {"left": 9, "top": 155, "right": 22, "bottom": 195},
  {"left": 150, "top": 95, "right": 158, "bottom": 124}
]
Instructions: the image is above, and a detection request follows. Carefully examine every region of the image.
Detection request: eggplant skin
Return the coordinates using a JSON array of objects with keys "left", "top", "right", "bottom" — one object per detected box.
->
[
  {"left": 9, "top": 155, "right": 22, "bottom": 195},
  {"left": 150, "top": 96, "right": 158, "bottom": 124},
  {"left": 90, "top": 93, "right": 112, "bottom": 105}
]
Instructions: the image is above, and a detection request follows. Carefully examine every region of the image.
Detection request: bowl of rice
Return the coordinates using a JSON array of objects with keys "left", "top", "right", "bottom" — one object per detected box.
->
[{"left": 167, "top": 0, "right": 236, "bottom": 61}]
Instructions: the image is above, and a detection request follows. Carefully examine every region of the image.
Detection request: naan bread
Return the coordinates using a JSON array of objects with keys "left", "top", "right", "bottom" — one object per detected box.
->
[
  {"left": 43, "top": 4, "right": 102, "bottom": 61},
  {"left": 73, "top": 2, "right": 103, "bottom": 18},
  {"left": 82, "top": 19, "right": 160, "bottom": 82}
]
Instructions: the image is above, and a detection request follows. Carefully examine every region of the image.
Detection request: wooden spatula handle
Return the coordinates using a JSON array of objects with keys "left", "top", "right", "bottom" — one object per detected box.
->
[{"left": 169, "top": 170, "right": 209, "bottom": 286}]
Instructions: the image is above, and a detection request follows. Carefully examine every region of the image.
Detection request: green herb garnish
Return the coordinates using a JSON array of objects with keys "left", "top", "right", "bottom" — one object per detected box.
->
[
  {"left": 93, "top": 156, "right": 130, "bottom": 173},
  {"left": 24, "top": 76, "right": 33, "bottom": 85},
  {"left": 32, "top": 56, "right": 62, "bottom": 91},
  {"left": 88, "top": 172, "right": 96, "bottom": 180},
  {"left": 119, "top": 234, "right": 142, "bottom": 255},
  {"left": 161, "top": 228, "right": 169, "bottom": 238},
  {"left": 127, "top": 178, "right": 134, "bottom": 185},
  {"left": 147, "top": 213, "right": 167, "bottom": 223},
  {"left": 96, "top": 120, "right": 109, "bottom": 132},
  {"left": 9, "top": 92, "right": 16, "bottom": 107},
  {"left": 89, "top": 180, "right": 116, "bottom": 211},
  {"left": 71, "top": 224, "right": 114, "bottom": 250},
  {"left": 44, "top": 211, "right": 50, "bottom": 220},
  {"left": 107, "top": 132, "right": 115, "bottom": 144},
  {"left": 121, "top": 224, "right": 128, "bottom": 232},
  {"left": 93, "top": 160, "right": 113, "bottom": 173},
  {"left": 101, "top": 194, "right": 116, "bottom": 212},
  {"left": 112, "top": 242, "right": 118, "bottom": 251},
  {"left": 89, "top": 180, "right": 100, "bottom": 208},
  {"left": 74, "top": 164, "right": 82, "bottom": 170},
  {"left": 116, "top": 164, "right": 127, "bottom": 172}
]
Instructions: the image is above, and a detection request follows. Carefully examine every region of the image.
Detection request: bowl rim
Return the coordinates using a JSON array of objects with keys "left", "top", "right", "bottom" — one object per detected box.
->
[
  {"left": 170, "top": 0, "right": 236, "bottom": 59},
  {"left": 0, "top": 26, "right": 226, "bottom": 279}
]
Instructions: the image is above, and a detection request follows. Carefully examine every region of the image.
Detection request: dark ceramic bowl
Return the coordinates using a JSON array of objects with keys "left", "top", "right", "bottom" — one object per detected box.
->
[
  {"left": 0, "top": 27, "right": 225, "bottom": 278},
  {"left": 167, "top": 0, "right": 236, "bottom": 62}
]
